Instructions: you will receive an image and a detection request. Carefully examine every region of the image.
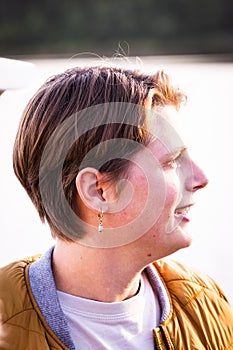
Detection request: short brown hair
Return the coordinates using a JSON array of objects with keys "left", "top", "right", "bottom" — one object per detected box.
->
[{"left": 13, "top": 65, "right": 185, "bottom": 240}]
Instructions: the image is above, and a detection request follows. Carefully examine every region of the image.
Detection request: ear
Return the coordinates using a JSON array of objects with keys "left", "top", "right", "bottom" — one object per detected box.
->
[{"left": 75, "top": 167, "right": 109, "bottom": 212}]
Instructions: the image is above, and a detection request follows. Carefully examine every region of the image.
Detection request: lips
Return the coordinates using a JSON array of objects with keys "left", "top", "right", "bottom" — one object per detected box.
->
[{"left": 174, "top": 204, "right": 193, "bottom": 219}]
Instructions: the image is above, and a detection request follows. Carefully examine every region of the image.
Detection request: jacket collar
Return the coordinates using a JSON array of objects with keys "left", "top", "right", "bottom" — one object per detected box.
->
[
  {"left": 29, "top": 247, "right": 75, "bottom": 350},
  {"left": 146, "top": 264, "right": 171, "bottom": 323},
  {"left": 29, "top": 247, "right": 170, "bottom": 348}
]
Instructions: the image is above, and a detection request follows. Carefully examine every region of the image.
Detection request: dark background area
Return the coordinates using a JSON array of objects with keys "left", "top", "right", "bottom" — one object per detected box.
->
[{"left": 0, "top": 0, "right": 232, "bottom": 58}]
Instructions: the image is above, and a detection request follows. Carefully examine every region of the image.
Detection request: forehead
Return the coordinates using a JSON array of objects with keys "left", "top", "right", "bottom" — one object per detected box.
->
[{"left": 147, "top": 105, "right": 188, "bottom": 155}]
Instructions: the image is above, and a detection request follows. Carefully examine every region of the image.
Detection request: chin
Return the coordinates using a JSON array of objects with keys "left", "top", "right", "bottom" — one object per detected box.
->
[{"left": 170, "top": 225, "right": 193, "bottom": 253}]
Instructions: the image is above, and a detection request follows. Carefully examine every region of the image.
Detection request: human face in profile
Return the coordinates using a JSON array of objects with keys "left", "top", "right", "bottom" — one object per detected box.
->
[
  {"left": 112, "top": 105, "right": 209, "bottom": 258},
  {"left": 75, "top": 104, "right": 208, "bottom": 255}
]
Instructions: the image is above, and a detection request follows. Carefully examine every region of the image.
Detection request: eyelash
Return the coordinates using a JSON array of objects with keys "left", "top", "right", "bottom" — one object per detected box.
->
[{"left": 163, "top": 154, "right": 181, "bottom": 169}]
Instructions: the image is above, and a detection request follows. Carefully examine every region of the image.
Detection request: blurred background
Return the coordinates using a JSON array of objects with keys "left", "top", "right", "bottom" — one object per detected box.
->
[
  {"left": 0, "top": 0, "right": 232, "bottom": 57},
  {"left": 0, "top": 0, "right": 233, "bottom": 306}
]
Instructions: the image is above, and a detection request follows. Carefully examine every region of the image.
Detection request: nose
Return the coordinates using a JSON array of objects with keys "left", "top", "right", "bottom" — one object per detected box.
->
[{"left": 186, "top": 160, "right": 209, "bottom": 192}]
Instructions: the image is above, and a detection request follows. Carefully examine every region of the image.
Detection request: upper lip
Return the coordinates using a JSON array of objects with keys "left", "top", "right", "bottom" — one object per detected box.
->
[{"left": 175, "top": 203, "right": 194, "bottom": 214}]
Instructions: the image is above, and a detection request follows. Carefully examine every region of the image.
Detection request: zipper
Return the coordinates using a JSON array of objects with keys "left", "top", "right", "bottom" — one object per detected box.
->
[{"left": 153, "top": 326, "right": 171, "bottom": 350}]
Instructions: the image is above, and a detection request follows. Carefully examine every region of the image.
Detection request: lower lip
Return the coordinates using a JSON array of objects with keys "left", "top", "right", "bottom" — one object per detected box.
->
[
  {"left": 174, "top": 214, "right": 190, "bottom": 223},
  {"left": 182, "top": 216, "right": 190, "bottom": 223}
]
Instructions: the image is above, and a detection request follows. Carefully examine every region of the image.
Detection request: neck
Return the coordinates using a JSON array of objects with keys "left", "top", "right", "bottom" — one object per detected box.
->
[{"left": 52, "top": 240, "right": 144, "bottom": 302}]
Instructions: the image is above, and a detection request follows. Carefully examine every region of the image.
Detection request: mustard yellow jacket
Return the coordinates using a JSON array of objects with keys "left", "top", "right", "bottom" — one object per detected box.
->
[{"left": 0, "top": 248, "right": 233, "bottom": 350}]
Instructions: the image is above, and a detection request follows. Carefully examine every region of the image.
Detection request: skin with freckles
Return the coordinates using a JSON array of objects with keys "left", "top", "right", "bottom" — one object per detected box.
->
[{"left": 53, "top": 105, "right": 208, "bottom": 302}]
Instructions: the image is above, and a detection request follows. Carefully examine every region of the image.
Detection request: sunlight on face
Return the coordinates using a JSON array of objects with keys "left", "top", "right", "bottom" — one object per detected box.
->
[{"left": 78, "top": 105, "right": 198, "bottom": 250}]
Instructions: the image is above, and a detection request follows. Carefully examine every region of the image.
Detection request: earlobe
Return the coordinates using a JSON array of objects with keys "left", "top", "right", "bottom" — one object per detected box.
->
[{"left": 75, "top": 168, "right": 107, "bottom": 212}]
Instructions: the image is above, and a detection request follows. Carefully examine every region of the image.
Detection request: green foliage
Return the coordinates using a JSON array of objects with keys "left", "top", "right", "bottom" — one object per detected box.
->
[{"left": 0, "top": 0, "right": 232, "bottom": 56}]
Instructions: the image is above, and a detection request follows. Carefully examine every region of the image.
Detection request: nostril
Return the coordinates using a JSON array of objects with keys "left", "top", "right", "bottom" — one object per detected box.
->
[
  {"left": 188, "top": 160, "right": 209, "bottom": 192},
  {"left": 192, "top": 175, "right": 209, "bottom": 192}
]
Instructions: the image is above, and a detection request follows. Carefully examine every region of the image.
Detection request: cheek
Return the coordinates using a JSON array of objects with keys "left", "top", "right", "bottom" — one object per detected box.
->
[
  {"left": 126, "top": 168, "right": 167, "bottom": 223},
  {"left": 119, "top": 165, "right": 154, "bottom": 225},
  {"left": 124, "top": 173, "right": 149, "bottom": 221},
  {"left": 164, "top": 174, "right": 181, "bottom": 213},
  {"left": 153, "top": 175, "right": 181, "bottom": 235},
  {"left": 117, "top": 166, "right": 180, "bottom": 228}
]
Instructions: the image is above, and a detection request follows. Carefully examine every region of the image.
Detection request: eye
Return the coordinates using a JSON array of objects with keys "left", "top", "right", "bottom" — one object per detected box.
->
[
  {"left": 164, "top": 159, "right": 178, "bottom": 169},
  {"left": 166, "top": 159, "right": 178, "bottom": 169},
  {"left": 163, "top": 152, "right": 182, "bottom": 170}
]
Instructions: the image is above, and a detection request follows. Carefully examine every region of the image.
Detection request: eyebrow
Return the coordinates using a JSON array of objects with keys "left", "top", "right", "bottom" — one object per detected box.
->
[{"left": 160, "top": 146, "right": 187, "bottom": 163}]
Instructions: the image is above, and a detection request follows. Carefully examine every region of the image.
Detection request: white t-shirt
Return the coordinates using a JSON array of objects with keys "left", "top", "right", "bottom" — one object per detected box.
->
[{"left": 57, "top": 272, "right": 161, "bottom": 350}]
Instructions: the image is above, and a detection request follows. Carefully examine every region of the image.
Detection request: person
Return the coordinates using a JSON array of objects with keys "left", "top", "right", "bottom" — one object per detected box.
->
[
  {"left": 0, "top": 64, "right": 233, "bottom": 350},
  {"left": 0, "top": 57, "right": 37, "bottom": 96}
]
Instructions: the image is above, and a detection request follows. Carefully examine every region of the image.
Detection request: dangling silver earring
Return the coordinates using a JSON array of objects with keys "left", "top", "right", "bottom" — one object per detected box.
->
[{"left": 98, "top": 210, "right": 103, "bottom": 233}]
